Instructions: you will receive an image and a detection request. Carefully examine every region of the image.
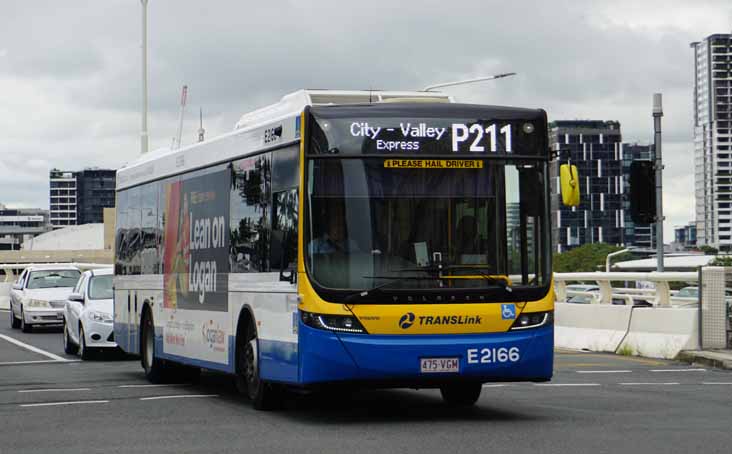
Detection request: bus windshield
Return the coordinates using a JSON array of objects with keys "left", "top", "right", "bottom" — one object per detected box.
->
[{"left": 306, "top": 158, "right": 548, "bottom": 294}]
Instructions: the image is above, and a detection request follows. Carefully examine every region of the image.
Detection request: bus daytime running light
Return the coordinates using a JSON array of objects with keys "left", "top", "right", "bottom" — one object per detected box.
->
[
  {"left": 301, "top": 311, "right": 367, "bottom": 334},
  {"left": 510, "top": 311, "right": 552, "bottom": 330}
]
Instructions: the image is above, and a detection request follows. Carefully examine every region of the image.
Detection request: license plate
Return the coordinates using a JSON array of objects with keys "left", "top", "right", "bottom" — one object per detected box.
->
[{"left": 420, "top": 357, "right": 459, "bottom": 373}]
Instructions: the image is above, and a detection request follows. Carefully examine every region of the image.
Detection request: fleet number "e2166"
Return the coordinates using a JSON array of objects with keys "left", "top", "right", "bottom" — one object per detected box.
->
[{"left": 467, "top": 347, "right": 520, "bottom": 364}]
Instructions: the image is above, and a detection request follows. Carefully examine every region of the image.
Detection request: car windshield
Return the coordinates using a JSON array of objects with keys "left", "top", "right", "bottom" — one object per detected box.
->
[
  {"left": 305, "top": 157, "right": 549, "bottom": 293},
  {"left": 677, "top": 287, "right": 698, "bottom": 298},
  {"left": 26, "top": 270, "right": 80, "bottom": 289},
  {"left": 88, "top": 275, "right": 113, "bottom": 300}
]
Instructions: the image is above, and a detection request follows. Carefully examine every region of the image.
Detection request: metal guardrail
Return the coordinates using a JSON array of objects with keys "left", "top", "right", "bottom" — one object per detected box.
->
[{"left": 555, "top": 271, "right": 698, "bottom": 307}]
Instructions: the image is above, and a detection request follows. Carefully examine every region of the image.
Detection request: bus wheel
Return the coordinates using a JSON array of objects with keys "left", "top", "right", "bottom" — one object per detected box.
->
[
  {"left": 440, "top": 383, "right": 482, "bottom": 406},
  {"left": 141, "top": 311, "right": 167, "bottom": 383},
  {"left": 236, "top": 321, "right": 281, "bottom": 410}
]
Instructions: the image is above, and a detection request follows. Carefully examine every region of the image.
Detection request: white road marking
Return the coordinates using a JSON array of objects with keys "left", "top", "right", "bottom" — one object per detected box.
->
[
  {"left": 118, "top": 384, "right": 188, "bottom": 388},
  {"left": 702, "top": 382, "right": 732, "bottom": 385},
  {"left": 482, "top": 384, "right": 512, "bottom": 388},
  {"left": 19, "top": 388, "right": 91, "bottom": 393},
  {"left": 533, "top": 383, "right": 601, "bottom": 387},
  {"left": 139, "top": 394, "right": 218, "bottom": 401},
  {"left": 0, "top": 359, "right": 81, "bottom": 366},
  {"left": 20, "top": 400, "right": 109, "bottom": 408},
  {"left": 619, "top": 382, "right": 680, "bottom": 386},
  {"left": 650, "top": 368, "right": 706, "bottom": 373},
  {"left": 576, "top": 370, "right": 632, "bottom": 374},
  {"left": 0, "top": 334, "right": 68, "bottom": 361}
]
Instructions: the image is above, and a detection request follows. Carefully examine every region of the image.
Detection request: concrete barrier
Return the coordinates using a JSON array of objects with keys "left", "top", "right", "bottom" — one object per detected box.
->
[
  {"left": 0, "top": 282, "right": 11, "bottom": 310},
  {"left": 617, "top": 307, "right": 700, "bottom": 359},
  {"left": 554, "top": 302, "right": 633, "bottom": 353}
]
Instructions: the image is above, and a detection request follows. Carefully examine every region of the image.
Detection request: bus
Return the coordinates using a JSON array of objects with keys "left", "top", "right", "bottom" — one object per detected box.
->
[{"left": 114, "top": 89, "right": 561, "bottom": 410}]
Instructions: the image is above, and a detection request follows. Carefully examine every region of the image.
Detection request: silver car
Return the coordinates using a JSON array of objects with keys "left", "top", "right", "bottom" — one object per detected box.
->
[
  {"left": 9, "top": 265, "right": 81, "bottom": 332},
  {"left": 63, "top": 268, "right": 116, "bottom": 359}
]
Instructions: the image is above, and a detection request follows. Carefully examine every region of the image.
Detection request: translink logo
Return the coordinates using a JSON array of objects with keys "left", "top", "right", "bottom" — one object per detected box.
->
[{"left": 398, "top": 313, "right": 482, "bottom": 329}]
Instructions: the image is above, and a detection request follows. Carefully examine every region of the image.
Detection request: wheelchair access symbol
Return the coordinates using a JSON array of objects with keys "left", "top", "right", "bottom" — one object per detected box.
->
[{"left": 501, "top": 304, "right": 516, "bottom": 320}]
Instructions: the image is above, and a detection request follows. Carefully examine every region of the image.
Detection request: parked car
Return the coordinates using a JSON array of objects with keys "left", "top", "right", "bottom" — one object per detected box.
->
[
  {"left": 8, "top": 265, "right": 81, "bottom": 332},
  {"left": 566, "top": 284, "right": 599, "bottom": 304},
  {"left": 62, "top": 268, "right": 116, "bottom": 359},
  {"left": 675, "top": 286, "right": 699, "bottom": 299}
]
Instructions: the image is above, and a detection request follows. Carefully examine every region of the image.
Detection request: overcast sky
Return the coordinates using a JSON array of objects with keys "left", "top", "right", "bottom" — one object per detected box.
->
[{"left": 1, "top": 0, "right": 731, "bottom": 238}]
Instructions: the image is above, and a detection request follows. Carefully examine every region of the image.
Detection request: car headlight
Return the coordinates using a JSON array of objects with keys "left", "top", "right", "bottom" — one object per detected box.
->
[
  {"left": 28, "top": 299, "right": 50, "bottom": 308},
  {"left": 510, "top": 311, "right": 553, "bottom": 330},
  {"left": 88, "top": 311, "right": 113, "bottom": 323},
  {"left": 301, "top": 311, "right": 367, "bottom": 334}
]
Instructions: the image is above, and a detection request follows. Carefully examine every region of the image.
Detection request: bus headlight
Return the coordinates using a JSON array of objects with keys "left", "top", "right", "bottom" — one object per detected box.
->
[
  {"left": 301, "top": 311, "right": 367, "bottom": 334},
  {"left": 510, "top": 311, "right": 552, "bottom": 330}
]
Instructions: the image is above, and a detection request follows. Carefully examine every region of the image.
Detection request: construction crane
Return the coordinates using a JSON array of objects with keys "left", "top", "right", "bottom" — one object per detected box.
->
[{"left": 171, "top": 85, "right": 188, "bottom": 149}]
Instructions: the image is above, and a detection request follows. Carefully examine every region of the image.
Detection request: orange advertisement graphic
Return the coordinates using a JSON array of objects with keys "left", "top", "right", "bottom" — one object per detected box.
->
[{"left": 163, "top": 181, "right": 191, "bottom": 309}]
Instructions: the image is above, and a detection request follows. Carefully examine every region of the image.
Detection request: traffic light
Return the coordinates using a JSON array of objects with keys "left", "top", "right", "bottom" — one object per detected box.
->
[{"left": 629, "top": 160, "right": 656, "bottom": 224}]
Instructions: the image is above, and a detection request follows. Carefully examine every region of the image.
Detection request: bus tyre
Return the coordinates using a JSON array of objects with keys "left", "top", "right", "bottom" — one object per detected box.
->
[
  {"left": 440, "top": 383, "right": 482, "bottom": 406},
  {"left": 10, "top": 306, "right": 20, "bottom": 329},
  {"left": 63, "top": 320, "right": 78, "bottom": 355},
  {"left": 20, "top": 307, "right": 32, "bottom": 333},
  {"left": 236, "top": 322, "right": 281, "bottom": 411},
  {"left": 141, "top": 311, "right": 168, "bottom": 383}
]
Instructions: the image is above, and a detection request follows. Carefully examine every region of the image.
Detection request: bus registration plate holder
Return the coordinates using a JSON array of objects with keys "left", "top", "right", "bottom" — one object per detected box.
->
[{"left": 420, "top": 357, "right": 459, "bottom": 373}]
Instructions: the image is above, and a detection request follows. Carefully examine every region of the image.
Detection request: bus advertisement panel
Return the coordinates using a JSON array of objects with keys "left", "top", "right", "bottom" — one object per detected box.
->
[{"left": 161, "top": 168, "right": 231, "bottom": 363}]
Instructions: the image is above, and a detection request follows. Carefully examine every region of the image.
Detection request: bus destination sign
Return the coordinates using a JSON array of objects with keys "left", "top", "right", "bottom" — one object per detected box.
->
[{"left": 349, "top": 121, "right": 514, "bottom": 154}]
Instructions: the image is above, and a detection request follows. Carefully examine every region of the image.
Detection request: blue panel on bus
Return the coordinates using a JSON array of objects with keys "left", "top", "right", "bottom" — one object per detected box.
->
[
  {"left": 298, "top": 321, "right": 553, "bottom": 384},
  {"left": 299, "top": 324, "right": 361, "bottom": 384},
  {"left": 259, "top": 340, "right": 298, "bottom": 383}
]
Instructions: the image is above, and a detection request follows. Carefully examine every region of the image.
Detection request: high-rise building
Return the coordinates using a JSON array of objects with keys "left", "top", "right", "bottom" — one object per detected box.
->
[
  {"left": 674, "top": 222, "right": 698, "bottom": 249},
  {"left": 550, "top": 120, "right": 623, "bottom": 252},
  {"left": 691, "top": 32, "right": 732, "bottom": 249},
  {"left": 49, "top": 169, "right": 77, "bottom": 228},
  {"left": 49, "top": 168, "right": 116, "bottom": 228},
  {"left": 0, "top": 204, "right": 52, "bottom": 250}
]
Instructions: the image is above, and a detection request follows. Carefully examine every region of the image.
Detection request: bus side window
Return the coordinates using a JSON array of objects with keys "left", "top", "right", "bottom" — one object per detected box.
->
[
  {"left": 230, "top": 153, "right": 272, "bottom": 273},
  {"left": 271, "top": 189, "right": 298, "bottom": 272},
  {"left": 271, "top": 146, "right": 300, "bottom": 275}
]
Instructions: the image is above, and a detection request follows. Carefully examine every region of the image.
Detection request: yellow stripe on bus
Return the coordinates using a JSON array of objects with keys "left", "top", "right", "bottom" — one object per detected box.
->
[{"left": 384, "top": 159, "right": 483, "bottom": 169}]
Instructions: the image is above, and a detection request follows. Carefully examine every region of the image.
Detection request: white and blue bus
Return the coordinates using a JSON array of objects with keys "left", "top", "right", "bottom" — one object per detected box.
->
[{"left": 114, "top": 89, "right": 557, "bottom": 409}]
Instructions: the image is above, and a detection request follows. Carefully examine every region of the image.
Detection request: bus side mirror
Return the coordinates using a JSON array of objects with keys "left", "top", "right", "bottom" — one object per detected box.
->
[
  {"left": 559, "top": 164, "right": 580, "bottom": 207},
  {"left": 629, "top": 160, "right": 656, "bottom": 224}
]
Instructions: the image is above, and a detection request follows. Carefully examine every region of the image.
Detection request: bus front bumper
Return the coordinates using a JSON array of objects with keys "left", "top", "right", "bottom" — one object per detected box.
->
[{"left": 297, "top": 323, "right": 553, "bottom": 385}]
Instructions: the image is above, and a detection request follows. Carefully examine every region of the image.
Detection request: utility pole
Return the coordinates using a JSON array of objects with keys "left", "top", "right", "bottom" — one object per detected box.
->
[
  {"left": 140, "top": 0, "right": 149, "bottom": 154},
  {"left": 198, "top": 108, "right": 205, "bottom": 142},
  {"left": 653, "top": 93, "right": 664, "bottom": 271}
]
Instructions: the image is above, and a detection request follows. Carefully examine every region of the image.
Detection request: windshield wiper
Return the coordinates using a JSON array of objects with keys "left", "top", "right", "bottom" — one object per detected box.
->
[
  {"left": 344, "top": 275, "right": 445, "bottom": 304},
  {"left": 390, "top": 264, "right": 512, "bottom": 292}
]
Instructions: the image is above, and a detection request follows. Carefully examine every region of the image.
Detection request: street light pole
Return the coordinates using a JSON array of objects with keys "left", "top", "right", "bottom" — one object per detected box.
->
[
  {"left": 423, "top": 72, "right": 517, "bottom": 92},
  {"left": 653, "top": 94, "right": 664, "bottom": 272},
  {"left": 140, "top": 0, "right": 149, "bottom": 155}
]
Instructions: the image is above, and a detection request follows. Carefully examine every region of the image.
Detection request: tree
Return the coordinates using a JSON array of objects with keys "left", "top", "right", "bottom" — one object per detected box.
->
[
  {"left": 698, "top": 245, "right": 719, "bottom": 255},
  {"left": 553, "top": 243, "right": 631, "bottom": 273},
  {"left": 709, "top": 255, "right": 732, "bottom": 266}
]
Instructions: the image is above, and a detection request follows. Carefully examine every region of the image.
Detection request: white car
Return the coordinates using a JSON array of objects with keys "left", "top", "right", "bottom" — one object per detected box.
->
[
  {"left": 9, "top": 265, "right": 81, "bottom": 332},
  {"left": 63, "top": 268, "right": 116, "bottom": 359}
]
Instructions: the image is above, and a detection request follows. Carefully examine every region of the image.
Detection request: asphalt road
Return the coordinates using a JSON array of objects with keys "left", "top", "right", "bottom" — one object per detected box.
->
[{"left": 1, "top": 309, "right": 731, "bottom": 454}]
